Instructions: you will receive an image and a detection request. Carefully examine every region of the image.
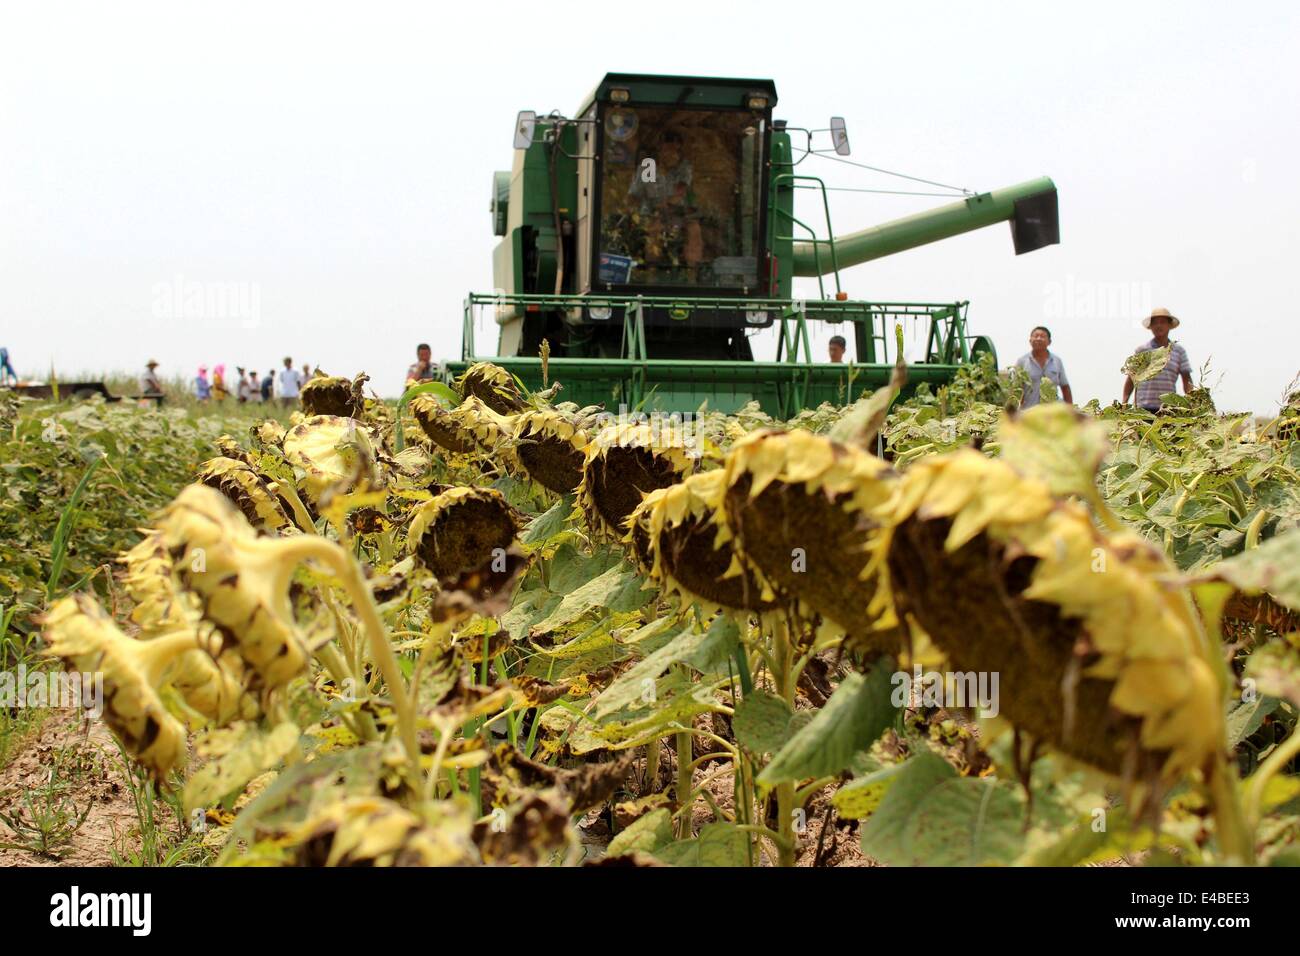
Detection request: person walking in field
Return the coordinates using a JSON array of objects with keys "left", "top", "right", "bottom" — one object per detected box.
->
[
  {"left": 1122, "top": 307, "right": 1194, "bottom": 413},
  {"left": 194, "top": 365, "right": 212, "bottom": 402},
  {"left": 0, "top": 347, "right": 17, "bottom": 386},
  {"left": 140, "top": 359, "right": 164, "bottom": 398},
  {"left": 278, "top": 356, "right": 303, "bottom": 408},
  {"left": 236, "top": 366, "right": 251, "bottom": 403},
  {"left": 1015, "top": 325, "right": 1073, "bottom": 407},
  {"left": 260, "top": 369, "right": 274, "bottom": 402},
  {"left": 212, "top": 363, "right": 229, "bottom": 402}
]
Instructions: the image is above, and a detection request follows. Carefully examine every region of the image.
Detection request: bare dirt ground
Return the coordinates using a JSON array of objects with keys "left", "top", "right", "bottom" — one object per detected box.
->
[{"left": 0, "top": 709, "right": 154, "bottom": 866}]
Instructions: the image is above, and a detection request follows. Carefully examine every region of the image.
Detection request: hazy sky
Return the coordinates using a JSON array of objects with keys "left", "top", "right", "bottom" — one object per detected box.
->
[{"left": 2, "top": 1, "right": 1297, "bottom": 412}]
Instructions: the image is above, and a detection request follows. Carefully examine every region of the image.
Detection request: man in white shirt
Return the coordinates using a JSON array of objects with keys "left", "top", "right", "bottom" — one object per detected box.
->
[
  {"left": 1015, "top": 326, "right": 1073, "bottom": 408},
  {"left": 279, "top": 356, "right": 303, "bottom": 408}
]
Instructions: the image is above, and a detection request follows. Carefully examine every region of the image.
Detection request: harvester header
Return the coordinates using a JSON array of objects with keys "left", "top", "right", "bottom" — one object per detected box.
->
[{"left": 451, "top": 72, "right": 1059, "bottom": 416}]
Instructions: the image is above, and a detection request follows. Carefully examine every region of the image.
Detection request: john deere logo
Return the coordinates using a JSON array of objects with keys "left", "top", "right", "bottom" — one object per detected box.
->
[{"left": 668, "top": 305, "right": 690, "bottom": 321}]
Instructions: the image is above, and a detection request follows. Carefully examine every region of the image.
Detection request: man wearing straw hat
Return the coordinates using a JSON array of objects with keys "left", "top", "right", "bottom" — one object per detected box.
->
[{"left": 1122, "top": 307, "right": 1194, "bottom": 413}]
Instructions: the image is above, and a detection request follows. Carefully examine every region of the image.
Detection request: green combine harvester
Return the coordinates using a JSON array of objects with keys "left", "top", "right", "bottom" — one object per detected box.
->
[{"left": 447, "top": 73, "right": 1059, "bottom": 417}]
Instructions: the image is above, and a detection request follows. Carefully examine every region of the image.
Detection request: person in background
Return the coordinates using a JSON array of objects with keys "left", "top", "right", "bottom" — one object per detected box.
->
[
  {"left": 302, "top": 364, "right": 312, "bottom": 380},
  {"left": 1015, "top": 326, "right": 1073, "bottom": 407},
  {"left": 236, "top": 366, "right": 252, "bottom": 403},
  {"left": 279, "top": 356, "right": 303, "bottom": 408},
  {"left": 212, "top": 363, "right": 229, "bottom": 402},
  {"left": 1122, "top": 307, "right": 1194, "bottom": 414},
  {"left": 828, "top": 335, "right": 846, "bottom": 364},
  {"left": 0, "top": 347, "right": 18, "bottom": 386},
  {"left": 139, "top": 359, "right": 164, "bottom": 399},
  {"left": 248, "top": 370, "right": 261, "bottom": 402},
  {"left": 406, "top": 343, "right": 436, "bottom": 387},
  {"left": 194, "top": 365, "right": 211, "bottom": 402},
  {"left": 260, "top": 368, "right": 274, "bottom": 402}
]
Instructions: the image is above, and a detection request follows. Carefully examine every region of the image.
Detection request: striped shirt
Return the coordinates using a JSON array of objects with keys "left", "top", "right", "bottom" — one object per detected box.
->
[
  {"left": 1015, "top": 351, "right": 1069, "bottom": 408},
  {"left": 1132, "top": 339, "right": 1190, "bottom": 411}
]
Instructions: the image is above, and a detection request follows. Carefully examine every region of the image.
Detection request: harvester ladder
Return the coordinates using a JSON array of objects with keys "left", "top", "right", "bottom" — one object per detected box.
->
[{"left": 771, "top": 174, "right": 844, "bottom": 301}]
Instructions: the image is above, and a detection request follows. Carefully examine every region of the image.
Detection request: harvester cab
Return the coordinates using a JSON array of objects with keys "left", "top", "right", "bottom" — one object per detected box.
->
[{"left": 449, "top": 72, "right": 1059, "bottom": 417}]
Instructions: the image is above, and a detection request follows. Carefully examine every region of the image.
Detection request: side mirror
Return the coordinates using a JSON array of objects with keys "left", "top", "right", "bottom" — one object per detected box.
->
[
  {"left": 829, "top": 116, "right": 850, "bottom": 156},
  {"left": 513, "top": 110, "right": 537, "bottom": 150}
]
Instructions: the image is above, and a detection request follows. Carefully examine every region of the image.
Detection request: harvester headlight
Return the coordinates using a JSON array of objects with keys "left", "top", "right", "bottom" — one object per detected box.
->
[
  {"left": 588, "top": 305, "right": 612, "bottom": 321},
  {"left": 745, "top": 310, "right": 768, "bottom": 325},
  {"left": 746, "top": 94, "right": 769, "bottom": 110},
  {"left": 609, "top": 88, "right": 630, "bottom": 103}
]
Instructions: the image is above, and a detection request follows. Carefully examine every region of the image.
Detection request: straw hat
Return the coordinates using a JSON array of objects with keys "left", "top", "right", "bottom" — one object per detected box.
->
[
  {"left": 145, "top": 359, "right": 159, "bottom": 368},
  {"left": 1142, "top": 307, "right": 1180, "bottom": 329}
]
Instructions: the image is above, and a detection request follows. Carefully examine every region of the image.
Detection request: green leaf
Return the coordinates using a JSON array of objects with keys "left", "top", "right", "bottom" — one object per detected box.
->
[
  {"left": 656, "top": 822, "right": 750, "bottom": 866},
  {"left": 733, "top": 691, "right": 794, "bottom": 754},
  {"left": 1122, "top": 345, "right": 1172, "bottom": 383},
  {"left": 832, "top": 761, "right": 909, "bottom": 819},
  {"left": 997, "top": 402, "right": 1111, "bottom": 498},
  {"left": 607, "top": 808, "right": 673, "bottom": 857},
  {"left": 859, "top": 753, "right": 1026, "bottom": 865},
  {"left": 1195, "top": 531, "right": 1300, "bottom": 611},
  {"left": 1226, "top": 695, "right": 1280, "bottom": 747},
  {"left": 858, "top": 752, "right": 956, "bottom": 863},
  {"left": 594, "top": 625, "right": 711, "bottom": 718},
  {"left": 757, "top": 665, "right": 897, "bottom": 786},
  {"left": 529, "top": 563, "right": 651, "bottom": 636},
  {"left": 183, "top": 722, "right": 301, "bottom": 813},
  {"left": 1246, "top": 640, "right": 1300, "bottom": 709},
  {"left": 682, "top": 615, "right": 740, "bottom": 675},
  {"left": 521, "top": 495, "right": 576, "bottom": 545}
]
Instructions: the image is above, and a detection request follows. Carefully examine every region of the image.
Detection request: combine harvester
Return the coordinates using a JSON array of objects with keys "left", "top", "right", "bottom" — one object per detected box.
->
[{"left": 447, "top": 73, "right": 1059, "bottom": 417}]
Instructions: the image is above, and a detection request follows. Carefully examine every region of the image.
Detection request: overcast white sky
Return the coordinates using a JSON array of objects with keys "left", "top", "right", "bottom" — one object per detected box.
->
[{"left": 2, "top": 1, "right": 1297, "bottom": 412}]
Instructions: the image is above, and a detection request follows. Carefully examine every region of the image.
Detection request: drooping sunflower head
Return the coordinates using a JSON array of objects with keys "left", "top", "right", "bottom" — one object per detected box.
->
[
  {"left": 578, "top": 422, "right": 696, "bottom": 540},
  {"left": 628, "top": 469, "right": 777, "bottom": 614},
  {"left": 300, "top": 372, "right": 367, "bottom": 418},
  {"left": 196, "top": 456, "right": 291, "bottom": 533},
  {"left": 511, "top": 408, "right": 591, "bottom": 495},
  {"left": 283, "top": 415, "right": 383, "bottom": 506},
  {"left": 456, "top": 362, "right": 525, "bottom": 415},
  {"left": 719, "top": 428, "right": 898, "bottom": 651},
  {"left": 155, "top": 484, "right": 311, "bottom": 692},
  {"left": 881, "top": 448, "right": 1223, "bottom": 786},
  {"left": 42, "top": 594, "right": 190, "bottom": 780},
  {"left": 407, "top": 486, "right": 520, "bottom": 583},
  {"left": 410, "top": 395, "right": 477, "bottom": 454}
]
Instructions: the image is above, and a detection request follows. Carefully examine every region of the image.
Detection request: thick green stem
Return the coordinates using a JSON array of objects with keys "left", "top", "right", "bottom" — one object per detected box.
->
[{"left": 283, "top": 537, "right": 421, "bottom": 788}]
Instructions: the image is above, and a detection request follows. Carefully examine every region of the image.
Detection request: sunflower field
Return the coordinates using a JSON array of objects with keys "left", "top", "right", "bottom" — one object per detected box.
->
[{"left": 8, "top": 359, "right": 1300, "bottom": 868}]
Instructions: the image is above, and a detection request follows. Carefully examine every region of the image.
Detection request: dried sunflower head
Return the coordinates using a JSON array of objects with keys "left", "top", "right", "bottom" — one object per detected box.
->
[
  {"left": 407, "top": 486, "right": 520, "bottom": 582},
  {"left": 197, "top": 457, "right": 291, "bottom": 533},
  {"left": 628, "top": 469, "right": 777, "bottom": 614},
  {"left": 300, "top": 372, "right": 367, "bottom": 418},
  {"left": 410, "top": 395, "right": 477, "bottom": 454},
  {"left": 283, "top": 415, "right": 383, "bottom": 506},
  {"left": 719, "top": 428, "right": 898, "bottom": 651},
  {"left": 43, "top": 595, "right": 191, "bottom": 779},
  {"left": 578, "top": 423, "right": 696, "bottom": 540},
  {"left": 456, "top": 362, "right": 525, "bottom": 415},
  {"left": 155, "top": 484, "right": 312, "bottom": 692},
  {"left": 511, "top": 408, "right": 590, "bottom": 495},
  {"left": 881, "top": 449, "right": 1223, "bottom": 785}
]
